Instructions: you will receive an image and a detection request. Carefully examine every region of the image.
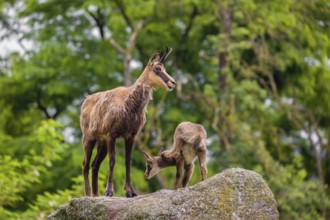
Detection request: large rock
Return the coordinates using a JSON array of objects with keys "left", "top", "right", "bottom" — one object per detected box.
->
[{"left": 47, "top": 168, "right": 279, "bottom": 220}]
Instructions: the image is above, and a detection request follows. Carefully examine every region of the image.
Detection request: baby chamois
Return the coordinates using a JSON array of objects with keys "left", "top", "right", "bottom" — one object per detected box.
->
[
  {"left": 80, "top": 47, "right": 175, "bottom": 198},
  {"left": 143, "top": 122, "right": 207, "bottom": 189}
]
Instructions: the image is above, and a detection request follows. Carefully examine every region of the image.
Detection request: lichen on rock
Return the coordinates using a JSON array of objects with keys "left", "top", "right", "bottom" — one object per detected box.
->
[{"left": 47, "top": 168, "right": 279, "bottom": 220}]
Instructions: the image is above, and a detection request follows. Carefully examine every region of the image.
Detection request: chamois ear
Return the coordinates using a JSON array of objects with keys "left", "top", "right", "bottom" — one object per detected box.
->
[
  {"left": 158, "top": 147, "right": 164, "bottom": 156},
  {"left": 148, "top": 51, "right": 161, "bottom": 66},
  {"left": 141, "top": 150, "right": 152, "bottom": 160}
]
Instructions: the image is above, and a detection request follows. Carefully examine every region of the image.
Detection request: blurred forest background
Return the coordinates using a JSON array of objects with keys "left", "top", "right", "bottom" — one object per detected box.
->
[{"left": 0, "top": 0, "right": 329, "bottom": 219}]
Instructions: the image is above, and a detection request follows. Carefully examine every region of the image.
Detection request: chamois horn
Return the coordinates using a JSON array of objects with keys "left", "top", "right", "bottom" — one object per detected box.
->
[{"left": 159, "top": 46, "right": 172, "bottom": 64}]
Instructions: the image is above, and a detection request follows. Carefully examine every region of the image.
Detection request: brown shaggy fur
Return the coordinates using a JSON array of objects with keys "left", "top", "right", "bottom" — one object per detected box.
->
[
  {"left": 80, "top": 49, "right": 175, "bottom": 197},
  {"left": 143, "top": 122, "right": 207, "bottom": 190}
]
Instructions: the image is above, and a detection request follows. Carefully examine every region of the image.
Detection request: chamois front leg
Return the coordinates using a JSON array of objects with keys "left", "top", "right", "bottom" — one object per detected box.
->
[
  {"left": 124, "top": 136, "right": 137, "bottom": 198},
  {"left": 198, "top": 149, "right": 207, "bottom": 181},
  {"left": 105, "top": 137, "right": 116, "bottom": 197},
  {"left": 91, "top": 140, "right": 107, "bottom": 197},
  {"left": 182, "top": 163, "right": 195, "bottom": 188},
  {"left": 82, "top": 137, "right": 96, "bottom": 196},
  {"left": 175, "top": 160, "right": 184, "bottom": 190}
]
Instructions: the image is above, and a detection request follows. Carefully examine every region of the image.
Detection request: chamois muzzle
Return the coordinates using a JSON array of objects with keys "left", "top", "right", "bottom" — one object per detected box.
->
[{"left": 167, "top": 79, "right": 176, "bottom": 91}]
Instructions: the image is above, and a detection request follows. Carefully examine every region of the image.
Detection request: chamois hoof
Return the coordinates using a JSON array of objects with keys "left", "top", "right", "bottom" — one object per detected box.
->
[
  {"left": 126, "top": 191, "right": 137, "bottom": 198},
  {"left": 104, "top": 191, "right": 114, "bottom": 197}
]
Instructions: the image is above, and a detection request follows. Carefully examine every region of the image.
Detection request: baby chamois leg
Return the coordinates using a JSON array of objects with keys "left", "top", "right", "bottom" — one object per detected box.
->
[
  {"left": 105, "top": 137, "right": 116, "bottom": 197},
  {"left": 91, "top": 140, "right": 107, "bottom": 196},
  {"left": 124, "top": 136, "right": 137, "bottom": 198},
  {"left": 82, "top": 137, "right": 96, "bottom": 196},
  {"left": 198, "top": 150, "right": 207, "bottom": 181},
  {"left": 182, "top": 163, "right": 195, "bottom": 188},
  {"left": 175, "top": 160, "right": 184, "bottom": 190}
]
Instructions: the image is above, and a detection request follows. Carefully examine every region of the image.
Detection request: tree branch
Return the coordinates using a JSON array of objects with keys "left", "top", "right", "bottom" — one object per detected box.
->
[
  {"left": 307, "top": 110, "right": 328, "bottom": 152},
  {"left": 180, "top": 4, "right": 198, "bottom": 43},
  {"left": 36, "top": 94, "right": 51, "bottom": 119},
  {"left": 112, "top": 0, "right": 149, "bottom": 59},
  {"left": 113, "top": 0, "right": 133, "bottom": 31},
  {"left": 303, "top": 122, "right": 324, "bottom": 183},
  {"left": 109, "top": 38, "right": 125, "bottom": 55},
  {"left": 123, "top": 21, "right": 145, "bottom": 86},
  {"left": 127, "top": 21, "right": 145, "bottom": 53},
  {"left": 87, "top": 2, "right": 147, "bottom": 86},
  {"left": 87, "top": 8, "right": 105, "bottom": 39}
]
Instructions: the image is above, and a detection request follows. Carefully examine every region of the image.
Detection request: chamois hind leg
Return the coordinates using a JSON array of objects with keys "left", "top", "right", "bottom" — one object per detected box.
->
[
  {"left": 174, "top": 160, "right": 184, "bottom": 190},
  {"left": 124, "top": 136, "right": 137, "bottom": 198},
  {"left": 91, "top": 140, "right": 107, "bottom": 197},
  {"left": 198, "top": 150, "right": 207, "bottom": 181},
  {"left": 182, "top": 163, "right": 195, "bottom": 188},
  {"left": 105, "top": 136, "right": 116, "bottom": 197},
  {"left": 82, "top": 137, "right": 96, "bottom": 196}
]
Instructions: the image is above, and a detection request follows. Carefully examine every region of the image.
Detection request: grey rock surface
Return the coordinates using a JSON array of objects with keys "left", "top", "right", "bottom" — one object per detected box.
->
[{"left": 47, "top": 168, "right": 279, "bottom": 220}]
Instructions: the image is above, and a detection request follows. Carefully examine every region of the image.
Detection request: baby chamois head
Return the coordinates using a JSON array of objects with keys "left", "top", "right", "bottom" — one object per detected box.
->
[
  {"left": 146, "top": 46, "right": 176, "bottom": 91},
  {"left": 142, "top": 150, "right": 161, "bottom": 179}
]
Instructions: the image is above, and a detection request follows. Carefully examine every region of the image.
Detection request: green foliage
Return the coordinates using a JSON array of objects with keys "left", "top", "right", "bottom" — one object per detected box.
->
[
  {"left": 0, "top": 119, "right": 66, "bottom": 218},
  {"left": 267, "top": 159, "right": 330, "bottom": 220},
  {"left": 0, "top": 0, "right": 329, "bottom": 219}
]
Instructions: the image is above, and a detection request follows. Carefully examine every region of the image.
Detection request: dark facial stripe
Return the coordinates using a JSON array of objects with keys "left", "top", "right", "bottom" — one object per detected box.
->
[{"left": 155, "top": 70, "right": 169, "bottom": 83}]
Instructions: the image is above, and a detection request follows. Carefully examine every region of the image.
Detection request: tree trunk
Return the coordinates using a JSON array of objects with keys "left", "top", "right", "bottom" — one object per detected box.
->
[
  {"left": 214, "top": 0, "right": 235, "bottom": 152},
  {"left": 124, "top": 53, "right": 132, "bottom": 86}
]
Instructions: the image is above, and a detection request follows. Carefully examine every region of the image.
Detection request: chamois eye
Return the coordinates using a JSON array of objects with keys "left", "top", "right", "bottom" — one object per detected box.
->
[{"left": 155, "top": 67, "right": 161, "bottom": 72}]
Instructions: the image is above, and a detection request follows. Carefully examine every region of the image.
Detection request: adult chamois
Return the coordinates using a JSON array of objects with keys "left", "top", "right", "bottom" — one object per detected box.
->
[
  {"left": 80, "top": 46, "right": 175, "bottom": 197},
  {"left": 143, "top": 122, "right": 207, "bottom": 189}
]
